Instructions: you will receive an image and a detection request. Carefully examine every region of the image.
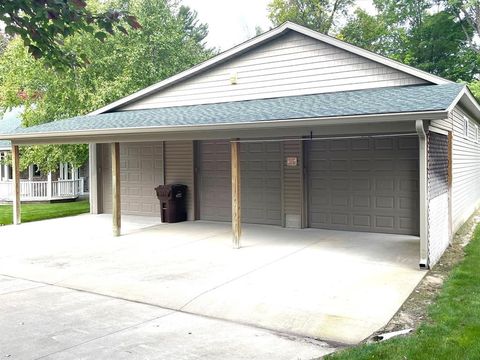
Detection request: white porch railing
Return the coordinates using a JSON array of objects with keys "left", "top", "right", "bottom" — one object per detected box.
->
[{"left": 0, "top": 178, "right": 85, "bottom": 201}]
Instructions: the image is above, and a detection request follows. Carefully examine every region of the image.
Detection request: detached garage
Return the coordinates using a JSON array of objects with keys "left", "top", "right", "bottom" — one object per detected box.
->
[{"left": 2, "top": 22, "right": 480, "bottom": 270}]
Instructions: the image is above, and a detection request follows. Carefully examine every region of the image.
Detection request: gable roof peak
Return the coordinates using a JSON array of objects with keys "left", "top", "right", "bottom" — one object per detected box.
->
[{"left": 90, "top": 21, "right": 451, "bottom": 115}]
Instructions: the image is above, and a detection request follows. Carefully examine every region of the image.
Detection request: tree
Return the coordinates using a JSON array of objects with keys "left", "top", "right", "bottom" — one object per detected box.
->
[
  {"left": 408, "top": 11, "right": 478, "bottom": 80},
  {"left": 0, "top": 33, "right": 8, "bottom": 55},
  {"left": 340, "top": 0, "right": 480, "bottom": 82},
  {"left": 0, "top": 0, "right": 214, "bottom": 172},
  {"left": 338, "top": 9, "right": 391, "bottom": 55},
  {"left": 444, "top": 0, "right": 480, "bottom": 51},
  {"left": 267, "top": 0, "right": 354, "bottom": 34},
  {"left": 0, "top": 0, "right": 140, "bottom": 66}
]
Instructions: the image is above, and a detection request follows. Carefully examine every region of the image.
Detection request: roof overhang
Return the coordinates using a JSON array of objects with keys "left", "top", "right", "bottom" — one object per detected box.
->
[
  {"left": 448, "top": 87, "right": 480, "bottom": 120},
  {"left": 4, "top": 110, "right": 448, "bottom": 146}
]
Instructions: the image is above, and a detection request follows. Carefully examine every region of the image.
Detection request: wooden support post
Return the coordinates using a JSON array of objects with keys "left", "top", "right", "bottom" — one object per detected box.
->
[
  {"left": 112, "top": 142, "right": 121, "bottom": 237},
  {"left": 231, "top": 139, "right": 241, "bottom": 249},
  {"left": 12, "top": 145, "right": 21, "bottom": 225},
  {"left": 88, "top": 144, "right": 99, "bottom": 214},
  {"left": 47, "top": 172, "right": 52, "bottom": 199}
]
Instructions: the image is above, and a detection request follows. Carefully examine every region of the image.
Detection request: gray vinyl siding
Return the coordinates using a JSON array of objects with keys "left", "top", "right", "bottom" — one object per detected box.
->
[
  {"left": 121, "top": 31, "right": 427, "bottom": 110},
  {"left": 430, "top": 117, "right": 452, "bottom": 132},
  {"left": 283, "top": 140, "right": 303, "bottom": 228},
  {"left": 164, "top": 141, "right": 195, "bottom": 221},
  {"left": 451, "top": 105, "right": 480, "bottom": 232}
]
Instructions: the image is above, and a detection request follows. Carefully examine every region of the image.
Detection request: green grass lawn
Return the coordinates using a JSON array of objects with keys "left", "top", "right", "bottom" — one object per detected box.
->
[
  {"left": 0, "top": 200, "right": 90, "bottom": 225},
  {"left": 327, "top": 225, "right": 480, "bottom": 360}
]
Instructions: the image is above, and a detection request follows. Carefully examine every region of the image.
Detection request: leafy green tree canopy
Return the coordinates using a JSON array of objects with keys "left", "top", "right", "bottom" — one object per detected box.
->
[
  {"left": 0, "top": 0, "right": 214, "bottom": 172},
  {"left": 340, "top": 0, "right": 480, "bottom": 83},
  {"left": 0, "top": 0, "right": 141, "bottom": 66}
]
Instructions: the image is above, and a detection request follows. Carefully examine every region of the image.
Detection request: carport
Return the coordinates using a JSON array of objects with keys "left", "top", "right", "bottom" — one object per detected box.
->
[{"left": 0, "top": 83, "right": 464, "bottom": 269}]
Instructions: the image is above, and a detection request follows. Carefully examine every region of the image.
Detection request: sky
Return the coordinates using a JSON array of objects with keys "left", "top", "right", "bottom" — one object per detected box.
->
[{"left": 182, "top": 0, "right": 376, "bottom": 51}]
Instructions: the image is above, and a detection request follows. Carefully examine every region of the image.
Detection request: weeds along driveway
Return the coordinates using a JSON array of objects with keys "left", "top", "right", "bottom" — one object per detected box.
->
[{"left": 0, "top": 214, "right": 426, "bottom": 345}]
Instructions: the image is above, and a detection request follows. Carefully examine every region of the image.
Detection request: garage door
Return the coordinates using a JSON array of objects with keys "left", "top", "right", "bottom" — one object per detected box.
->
[
  {"left": 102, "top": 142, "right": 163, "bottom": 216},
  {"left": 308, "top": 136, "right": 419, "bottom": 235},
  {"left": 197, "top": 140, "right": 282, "bottom": 225}
]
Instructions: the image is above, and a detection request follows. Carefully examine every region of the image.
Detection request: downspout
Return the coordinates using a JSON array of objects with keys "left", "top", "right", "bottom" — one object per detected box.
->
[{"left": 416, "top": 120, "right": 429, "bottom": 269}]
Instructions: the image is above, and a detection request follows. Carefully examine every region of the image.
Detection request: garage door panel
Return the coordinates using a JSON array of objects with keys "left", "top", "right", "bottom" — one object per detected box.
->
[
  {"left": 375, "top": 215, "right": 395, "bottom": 229},
  {"left": 352, "top": 178, "right": 371, "bottom": 191},
  {"left": 399, "top": 137, "right": 418, "bottom": 149},
  {"left": 374, "top": 138, "right": 395, "bottom": 150},
  {"left": 331, "top": 139, "right": 349, "bottom": 150},
  {"left": 375, "top": 196, "right": 395, "bottom": 209},
  {"left": 308, "top": 137, "right": 419, "bottom": 235},
  {"left": 374, "top": 159, "right": 395, "bottom": 171},
  {"left": 351, "top": 159, "right": 371, "bottom": 171},
  {"left": 332, "top": 194, "right": 349, "bottom": 207},
  {"left": 353, "top": 195, "right": 371, "bottom": 208},
  {"left": 376, "top": 178, "right": 395, "bottom": 191},
  {"left": 198, "top": 140, "right": 282, "bottom": 225},
  {"left": 353, "top": 214, "right": 371, "bottom": 227},
  {"left": 119, "top": 142, "right": 164, "bottom": 217},
  {"left": 331, "top": 213, "right": 349, "bottom": 225},
  {"left": 351, "top": 139, "right": 370, "bottom": 150}
]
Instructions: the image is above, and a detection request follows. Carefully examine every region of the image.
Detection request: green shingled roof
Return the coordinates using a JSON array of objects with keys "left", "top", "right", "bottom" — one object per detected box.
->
[
  {"left": 0, "top": 84, "right": 465, "bottom": 137},
  {"left": 0, "top": 107, "right": 23, "bottom": 149}
]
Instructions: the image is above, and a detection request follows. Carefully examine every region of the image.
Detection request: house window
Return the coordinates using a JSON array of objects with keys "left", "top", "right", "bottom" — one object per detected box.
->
[
  {"left": 464, "top": 116, "right": 469, "bottom": 138},
  {"left": 33, "top": 164, "right": 41, "bottom": 176}
]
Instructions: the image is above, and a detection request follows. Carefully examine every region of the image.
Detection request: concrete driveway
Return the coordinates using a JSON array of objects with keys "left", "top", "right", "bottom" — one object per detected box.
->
[{"left": 0, "top": 214, "right": 425, "bottom": 357}]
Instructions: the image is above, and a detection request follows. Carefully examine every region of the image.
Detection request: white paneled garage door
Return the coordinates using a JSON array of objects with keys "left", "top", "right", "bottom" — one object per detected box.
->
[
  {"left": 307, "top": 136, "right": 419, "bottom": 235},
  {"left": 197, "top": 140, "right": 282, "bottom": 225}
]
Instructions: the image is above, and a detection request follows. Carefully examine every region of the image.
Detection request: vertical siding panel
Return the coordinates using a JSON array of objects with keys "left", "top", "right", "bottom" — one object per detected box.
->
[
  {"left": 121, "top": 32, "right": 427, "bottom": 110},
  {"left": 165, "top": 141, "right": 195, "bottom": 221},
  {"left": 451, "top": 106, "right": 480, "bottom": 232},
  {"left": 283, "top": 140, "right": 303, "bottom": 228}
]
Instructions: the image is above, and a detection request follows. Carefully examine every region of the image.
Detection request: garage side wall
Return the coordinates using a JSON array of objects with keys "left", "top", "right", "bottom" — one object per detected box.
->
[
  {"left": 427, "top": 131, "right": 450, "bottom": 266},
  {"left": 450, "top": 106, "right": 480, "bottom": 233},
  {"left": 164, "top": 141, "right": 195, "bottom": 221}
]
